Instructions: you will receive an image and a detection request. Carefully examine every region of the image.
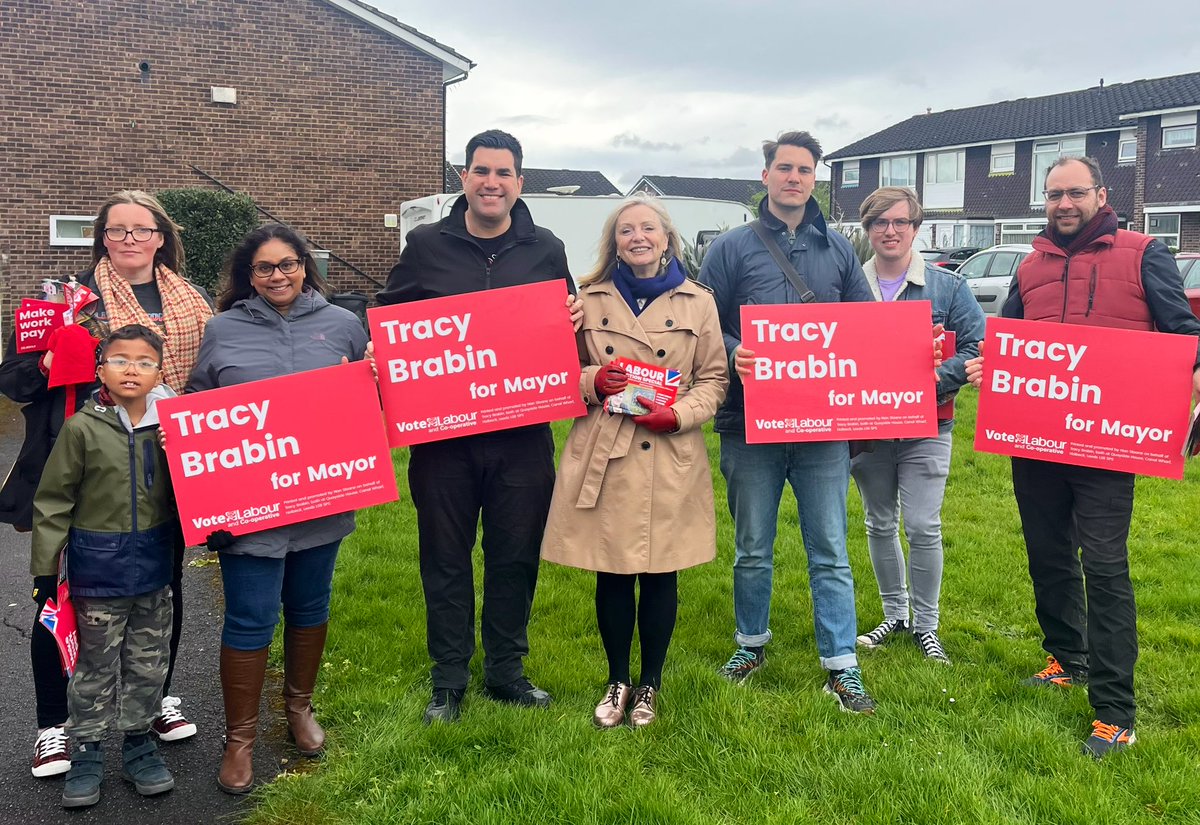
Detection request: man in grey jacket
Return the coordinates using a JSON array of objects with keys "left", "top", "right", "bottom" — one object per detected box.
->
[{"left": 699, "top": 131, "right": 878, "bottom": 713}]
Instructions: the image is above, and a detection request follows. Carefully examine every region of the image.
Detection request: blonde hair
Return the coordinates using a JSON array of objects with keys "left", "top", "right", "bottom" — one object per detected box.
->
[
  {"left": 859, "top": 186, "right": 924, "bottom": 231},
  {"left": 91, "top": 190, "right": 186, "bottom": 274},
  {"left": 581, "top": 192, "right": 684, "bottom": 284}
]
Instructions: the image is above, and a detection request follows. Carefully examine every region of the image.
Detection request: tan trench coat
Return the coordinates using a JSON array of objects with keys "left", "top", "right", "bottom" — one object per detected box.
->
[{"left": 541, "top": 277, "right": 729, "bottom": 574}]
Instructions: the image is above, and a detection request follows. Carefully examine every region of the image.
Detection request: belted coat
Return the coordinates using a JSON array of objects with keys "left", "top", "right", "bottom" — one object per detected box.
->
[{"left": 541, "top": 276, "right": 728, "bottom": 574}]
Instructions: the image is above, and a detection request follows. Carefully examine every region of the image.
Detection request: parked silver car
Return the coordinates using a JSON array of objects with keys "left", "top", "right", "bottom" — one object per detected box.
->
[{"left": 955, "top": 244, "right": 1034, "bottom": 316}]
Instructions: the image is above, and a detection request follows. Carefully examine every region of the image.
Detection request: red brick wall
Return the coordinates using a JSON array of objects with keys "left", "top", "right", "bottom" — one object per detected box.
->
[{"left": 0, "top": 0, "right": 447, "bottom": 322}]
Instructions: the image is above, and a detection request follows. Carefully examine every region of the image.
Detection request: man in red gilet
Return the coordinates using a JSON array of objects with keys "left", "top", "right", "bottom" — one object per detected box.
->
[{"left": 967, "top": 156, "right": 1200, "bottom": 758}]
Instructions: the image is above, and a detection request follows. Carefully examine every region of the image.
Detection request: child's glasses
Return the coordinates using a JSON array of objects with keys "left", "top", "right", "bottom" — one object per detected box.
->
[{"left": 103, "top": 358, "right": 160, "bottom": 374}]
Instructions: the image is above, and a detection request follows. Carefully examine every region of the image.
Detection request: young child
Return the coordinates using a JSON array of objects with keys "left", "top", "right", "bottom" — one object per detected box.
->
[{"left": 31, "top": 324, "right": 179, "bottom": 808}]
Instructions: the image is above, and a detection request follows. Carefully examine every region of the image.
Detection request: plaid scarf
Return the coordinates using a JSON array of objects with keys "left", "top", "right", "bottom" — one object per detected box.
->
[{"left": 92, "top": 256, "right": 212, "bottom": 392}]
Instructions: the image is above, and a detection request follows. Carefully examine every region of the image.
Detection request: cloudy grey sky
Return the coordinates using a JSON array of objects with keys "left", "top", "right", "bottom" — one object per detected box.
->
[{"left": 374, "top": 0, "right": 1200, "bottom": 192}]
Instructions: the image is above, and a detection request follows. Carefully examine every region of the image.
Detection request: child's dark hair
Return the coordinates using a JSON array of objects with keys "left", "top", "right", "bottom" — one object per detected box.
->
[{"left": 101, "top": 324, "right": 164, "bottom": 362}]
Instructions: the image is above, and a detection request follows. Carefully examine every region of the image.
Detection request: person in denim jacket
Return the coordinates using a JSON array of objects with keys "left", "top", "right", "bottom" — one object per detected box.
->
[{"left": 848, "top": 187, "right": 984, "bottom": 665}]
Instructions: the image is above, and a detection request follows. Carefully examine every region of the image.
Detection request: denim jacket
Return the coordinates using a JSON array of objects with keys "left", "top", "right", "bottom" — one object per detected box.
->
[
  {"left": 862, "top": 253, "right": 985, "bottom": 426},
  {"left": 698, "top": 197, "right": 872, "bottom": 434}
]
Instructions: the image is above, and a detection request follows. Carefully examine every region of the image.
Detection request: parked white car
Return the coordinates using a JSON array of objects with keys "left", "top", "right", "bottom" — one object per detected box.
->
[{"left": 955, "top": 243, "right": 1034, "bottom": 316}]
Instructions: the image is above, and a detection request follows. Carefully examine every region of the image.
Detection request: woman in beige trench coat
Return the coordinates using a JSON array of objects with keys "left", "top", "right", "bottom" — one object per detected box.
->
[{"left": 542, "top": 193, "right": 728, "bottom": 728}]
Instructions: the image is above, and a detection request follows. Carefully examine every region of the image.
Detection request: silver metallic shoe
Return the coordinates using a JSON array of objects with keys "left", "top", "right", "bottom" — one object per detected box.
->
[
  {"left": 628, "top": 685, "right": 657, "bottom": 728},
  {"left": 593, "top": 682, "right": 633, "bottom": 728}
]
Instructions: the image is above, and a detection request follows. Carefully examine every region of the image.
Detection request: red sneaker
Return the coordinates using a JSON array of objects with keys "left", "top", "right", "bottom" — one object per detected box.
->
[
  {"left": 32, "top": 726, "right": 70, "bottom": 778},
  {"left": 151, "top": 696, "right": 197, "bottom": 742}
]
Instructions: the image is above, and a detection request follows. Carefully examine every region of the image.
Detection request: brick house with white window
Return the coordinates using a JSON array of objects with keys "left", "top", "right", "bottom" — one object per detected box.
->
[
  {"left": 827, "top": 71, "right": 1200, "bottom": 253},
  {"left": 0, "top": 0, "right": 472, "bottom": 323}
]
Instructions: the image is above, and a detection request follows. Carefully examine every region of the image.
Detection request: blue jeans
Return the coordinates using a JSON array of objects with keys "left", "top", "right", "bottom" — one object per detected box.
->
[
  {"left": 719, "top": 435, "right": 858, "bottom": 671},
  {"left": 218, "top": 541, "right": 342, "bottom": 650}
]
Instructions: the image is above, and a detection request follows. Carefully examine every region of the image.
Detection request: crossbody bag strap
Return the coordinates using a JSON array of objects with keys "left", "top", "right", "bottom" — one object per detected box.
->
[{"left": 748, "top": 219, "right": 816, "bottom": 303}]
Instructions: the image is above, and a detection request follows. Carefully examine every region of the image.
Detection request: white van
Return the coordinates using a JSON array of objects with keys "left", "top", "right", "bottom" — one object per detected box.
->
[{"left": 398, "top": 193, "right": 754, "bottom": 280}]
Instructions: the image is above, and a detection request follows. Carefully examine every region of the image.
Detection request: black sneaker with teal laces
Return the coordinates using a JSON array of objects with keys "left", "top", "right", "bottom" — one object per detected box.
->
[
  {"left": 718, "top": 646, "right": 765, "bottom": 682},
  {"left": 824, "top": 667, "right": 877, "bottom": 715}
]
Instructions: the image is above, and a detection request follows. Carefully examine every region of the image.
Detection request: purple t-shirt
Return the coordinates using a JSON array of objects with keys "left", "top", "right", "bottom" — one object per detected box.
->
[{"left": 878, "top": 272, "right": 907, "bottom": 302}]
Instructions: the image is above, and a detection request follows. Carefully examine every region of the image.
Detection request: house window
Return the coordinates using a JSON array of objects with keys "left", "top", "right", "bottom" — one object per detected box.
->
[
  {"left": 990, "top": 143, "right": 1015, "bottom": 174},
  {"left": 879, "top": 155, "right": 916, "bottom": 188},
  {"left": 842, "top": 160, "right": 859, "bottom": 188},
  {"left": 1031, "top": 136, "right": 1086, "bottom": 204},
  {"left": 1160, "top": 111, "right": 1198, "bottom": 149},
  {"left": 1147, "top": 214, "right": 1181, "bottom": 250},
  {"left": 1162, "top": 125, "right": 1197, "bottom": 149},
  {"left": 1000, "top": 221, "right": 1047, "bottom": 245},
  {"left": 926, "top": 150, "right": 965, "bottom": 184},
  {"left": 1117, "top": 129, "right": 1137, "bottom": 163},
  {"left": 49, "top": 215, "right": 97, "bottom": 247}
]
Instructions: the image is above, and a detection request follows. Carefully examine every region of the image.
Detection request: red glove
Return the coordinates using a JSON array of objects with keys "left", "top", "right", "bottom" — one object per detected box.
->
[
  {"left": 594, "top": 363, "right": 628, "bottom": 398},
  {"left": 632, "top": 399, "right": 679, "bottom": 433}
]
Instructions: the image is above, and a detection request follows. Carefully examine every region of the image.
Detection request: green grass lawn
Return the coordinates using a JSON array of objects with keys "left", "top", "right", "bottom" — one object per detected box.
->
[{"left": 248, "top": 389, "right": 1200, "bottom": 825}]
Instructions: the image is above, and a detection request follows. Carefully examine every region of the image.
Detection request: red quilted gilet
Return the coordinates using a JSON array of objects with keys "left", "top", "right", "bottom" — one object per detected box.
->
[{"left": 1018, "top": 229, "right": 1153, "bottom": 330}]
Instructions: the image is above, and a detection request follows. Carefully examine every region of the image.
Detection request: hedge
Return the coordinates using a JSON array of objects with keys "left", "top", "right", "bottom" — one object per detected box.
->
[{"left": 157, "top": 188, "right": 260, "bottom": 296}]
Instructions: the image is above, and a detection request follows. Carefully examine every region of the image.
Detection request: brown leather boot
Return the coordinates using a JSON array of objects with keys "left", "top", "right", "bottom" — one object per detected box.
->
[
  {"left": 283, "top": 623, "right": 328, "bottom": 757},
  {"left": 217, "top": 645, "right": 269, "bottom": 795}
]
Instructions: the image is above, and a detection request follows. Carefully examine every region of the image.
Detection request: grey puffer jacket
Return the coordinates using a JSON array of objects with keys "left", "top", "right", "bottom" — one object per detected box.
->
[
  {"left": 698, "top": 197, "right": 873, "bottom": 435},
  {"left": 185, "top": 290, "right": 369, "bottom": 558}
]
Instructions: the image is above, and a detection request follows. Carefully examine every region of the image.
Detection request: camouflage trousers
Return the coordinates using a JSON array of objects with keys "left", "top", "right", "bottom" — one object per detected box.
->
[{"left": 66, "top": 587, "right": 173, "bottom": 742}]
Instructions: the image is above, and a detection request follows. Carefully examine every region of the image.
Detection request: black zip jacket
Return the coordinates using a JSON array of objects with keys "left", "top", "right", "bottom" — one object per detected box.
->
[{"left": 377, "top": 196, "right": 573, "bottom": 305}]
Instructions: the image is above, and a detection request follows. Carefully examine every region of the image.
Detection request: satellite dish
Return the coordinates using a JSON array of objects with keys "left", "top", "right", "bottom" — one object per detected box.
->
[{"left": 546, "top": 185, "right": 581, "bottom": 195}]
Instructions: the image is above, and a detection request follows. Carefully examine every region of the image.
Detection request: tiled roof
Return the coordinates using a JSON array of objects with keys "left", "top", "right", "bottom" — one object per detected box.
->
[
  {"left": 828, "top": 71, "right": 1200, "bottom": 160},
  {"left": 631, "top": 175, "right": 766, "bottom": 203},
  {"left": 444, "top": 162, "right": 620, "bottom": 196},
  {"left": 326, "top": 0, "right": 472, "bottom": 69}
]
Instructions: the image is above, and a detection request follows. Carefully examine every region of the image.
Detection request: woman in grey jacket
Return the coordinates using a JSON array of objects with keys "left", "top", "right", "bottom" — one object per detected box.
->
[{"left": 186, "top": 224, "right": 368, "bottom": 794}]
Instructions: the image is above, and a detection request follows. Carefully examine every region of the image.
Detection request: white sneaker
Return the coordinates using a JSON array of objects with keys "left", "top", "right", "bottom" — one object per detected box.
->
[
  {"left": 151, "top": 696, "right": 198, "bottom": 741},
  {"left": 32, "top": 726, "right": 70, "bottom": 777}
]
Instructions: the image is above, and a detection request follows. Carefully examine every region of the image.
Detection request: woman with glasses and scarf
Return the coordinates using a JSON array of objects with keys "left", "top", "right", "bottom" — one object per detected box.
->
[
  {"left": 185, "top": 223, "right": 367, "bottom": 794},
  {"left": 541, "top": 194, "right": 728, "bottom": 728},
  {"left": 1, "top": 190, "right": 211, "bottom": 779}
]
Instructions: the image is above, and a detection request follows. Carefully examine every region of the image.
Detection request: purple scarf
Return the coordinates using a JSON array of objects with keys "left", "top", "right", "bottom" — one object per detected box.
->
[
  {"left": 1047, "top": 204, "right": 1119, "bottom": 255},
  {"left": 612, "top": 257, "right": 687, "bottom": 316}
]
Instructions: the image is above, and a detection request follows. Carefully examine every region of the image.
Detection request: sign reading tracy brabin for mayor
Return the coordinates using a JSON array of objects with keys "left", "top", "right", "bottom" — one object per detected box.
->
[
  {"left": 159, "top": 360, "right": 399, "bottom": 545},
  {"left": 369, "top": 280, "right": 585, "bottom": 447},
  {"left": 740, "top": 301, "right": 939, "bottom": 443},
  {"left": 974, "top": 317, "right": 1194, "bottom": 479}
]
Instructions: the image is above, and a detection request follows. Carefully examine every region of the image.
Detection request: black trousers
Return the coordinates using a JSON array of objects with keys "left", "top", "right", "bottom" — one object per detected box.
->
[
  {"left": 409, "top": 426, "right": 555, "bottom": 691},
  {"left": 1011, "top": 457, "right": 1137, "bottom": 727},
  {"left": 32, "top": 528, "right": 186, "bottom": 729}
]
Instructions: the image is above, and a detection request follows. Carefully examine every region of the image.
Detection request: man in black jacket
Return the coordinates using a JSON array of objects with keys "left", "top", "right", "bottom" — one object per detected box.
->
[{"left": 378, "top": 129, "right": 580, "bottom": 723}]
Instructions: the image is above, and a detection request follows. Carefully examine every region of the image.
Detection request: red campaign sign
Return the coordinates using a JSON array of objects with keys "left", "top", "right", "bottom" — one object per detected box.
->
[
  {"left": 369, "top": 280, "right": 586, "bottom": 447},
  {"left": 15, "top": 299, "right": 69, "bottom": 353},
  {"left": 974, "top": 317, "right": 1194, "bottom": 479},
  {"left": 936, "top": 330, "right": 956, "bottom": 419},
  {"left": 740, "top": 301, "right": 939, "bottom": 443},
  {"left": 159, "top": 361, "right": 400, "bottom": 545}
]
